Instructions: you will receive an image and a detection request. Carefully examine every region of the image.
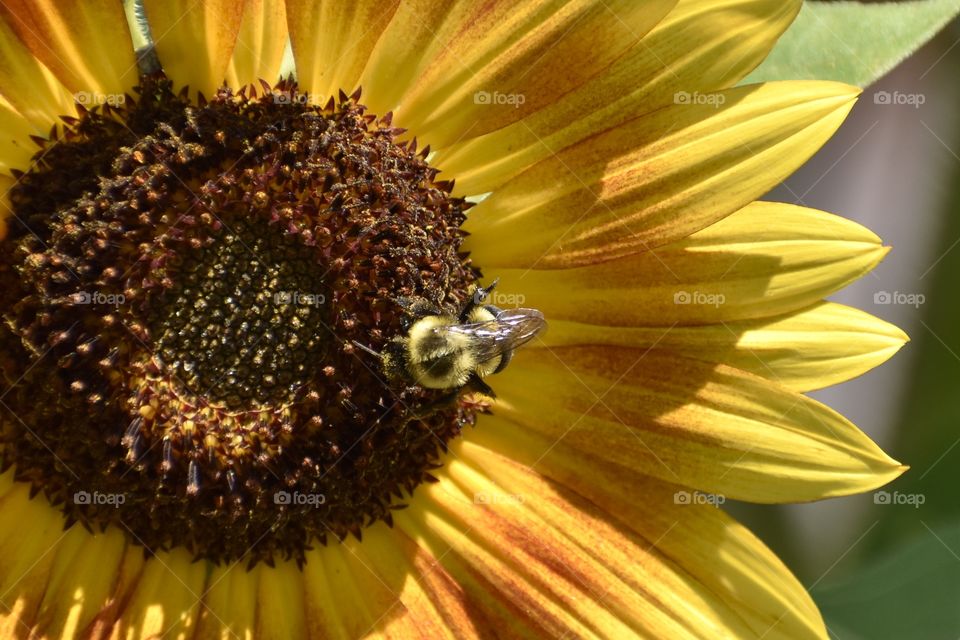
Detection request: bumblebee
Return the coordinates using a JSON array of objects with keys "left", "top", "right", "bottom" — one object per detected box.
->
[{"left": 374, "top": 280, "right": 546, "bottom": 397}]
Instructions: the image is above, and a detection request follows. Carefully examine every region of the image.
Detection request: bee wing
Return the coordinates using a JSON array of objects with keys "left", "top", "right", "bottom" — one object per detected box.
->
[{"left": 443, "top": 308, "right": 546, "bottom": 363}]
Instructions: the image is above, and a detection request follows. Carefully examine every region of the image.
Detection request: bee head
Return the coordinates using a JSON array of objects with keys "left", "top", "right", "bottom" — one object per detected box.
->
[{"left": 393, "top": 296, "right": 442, "bottom": 331}]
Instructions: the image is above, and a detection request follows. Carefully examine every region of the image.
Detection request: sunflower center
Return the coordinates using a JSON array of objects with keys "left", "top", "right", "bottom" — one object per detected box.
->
[
  {"left": 152, "top": 216, "right": 331, "bottom": 409},
  {"left": 0, "top": 76, "right": 479, "bottom": 565}
]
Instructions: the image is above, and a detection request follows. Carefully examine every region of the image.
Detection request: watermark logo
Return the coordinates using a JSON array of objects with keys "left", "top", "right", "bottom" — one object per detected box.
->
[
  {"left": 474, "top": 491, "right": 525, "bottom": 505},
  {"left": 74, "top": 91, "right": 126, "bottom": 107},
  {"left": 473, "top": 90, "right": 526, "bottom": 109},
  {"left": 274, "top": 491, "right": 326, "bottom": 507},
  {"left": 674, "top": 91, "right": 726, "bottom": 108},
  {"left": 273, "top": 89, "right": 311, "bottom": 105},
  {"left": 673, "top": 290, "right": 725, "bottom": 307},
  {"left": 874, "top": 290, "right": 925, "bottom": 308},
  {"left": 673, "top": 490, "right": 726, "bottom": 506},
  {"left": 274, "top": 291, "right": 325, "bottom": 306},
  {"left": 475, "top": 288, "right": 526, "bottom": 307},
  {"left": 874, "top": 90, "right": 925, "bottom": 108},
  {"left": 73, "top": 490, "right": 126, "bottom": 507},
  {"left": 71, "top": 291, "right": 126, "bottom": 305},
  {"left": 874, "top": 490, "right": 925, "bottom": 508}
]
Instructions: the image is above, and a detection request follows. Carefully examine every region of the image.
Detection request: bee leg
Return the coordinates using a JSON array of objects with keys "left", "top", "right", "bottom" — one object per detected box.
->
[
  {"left": 351, "top": 340, "right": 381, "bottom": 359},
  {"left": 407, "top": 389, "right": 462, "bottom": 420},
  {"left": 459, "top": 278, "right": 500, "bottom": 322},
  {"left": 466, "top": 373, "right": 496, "bottom": 399}
]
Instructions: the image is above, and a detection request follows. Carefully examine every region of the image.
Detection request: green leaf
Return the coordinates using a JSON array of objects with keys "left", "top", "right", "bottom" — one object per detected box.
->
[
  {"left": 744, "top": 0, "right": 960, "bottom": 87},
  {"left": 814, "top": 521, "right": 960, "bottom": 639}
]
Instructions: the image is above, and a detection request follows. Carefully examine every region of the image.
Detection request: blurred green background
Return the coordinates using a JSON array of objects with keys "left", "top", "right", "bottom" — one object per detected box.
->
[{"left": 730, "top": 11, "right": 960, "bottom": 640}]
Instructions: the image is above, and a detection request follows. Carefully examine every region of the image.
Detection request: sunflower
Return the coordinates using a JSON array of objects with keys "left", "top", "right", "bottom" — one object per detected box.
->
[{"left": 0, "top": 0, "right": 908, "bottom": 638}]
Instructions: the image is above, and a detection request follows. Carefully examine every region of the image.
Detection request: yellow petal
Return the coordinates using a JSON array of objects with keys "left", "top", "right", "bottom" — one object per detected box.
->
[
  {"left": 0, "top": 0, "right": 137, "bottom": 96},
  {"left": 109, "top": 548, "right": 207, "bottom": 640},
  {"left": 301, "top": 552, "right": 350, "bottom": 639},
  {"left": 492, "top": 347, "right": 904, "bottom": 502},
  {"left": 302, "top": 529, "right": 479, "bottom": 639},
  {"left": 467, "top": 419, "right": 828, "bottom": 638},
  {"left": 312, "top": 547, "right": 380, "bottom": 639},
  {"left": 0, "top": 481, "right": 68, "bottom": 636},
  {"left": 304, "top": 533, "right": 473, "bottom": 639},
  {"left": 398, "top": 441, "right": 778, "bottom": 638},
  {"left": 0, "top": 16, "right": 76, "bottom": 131},
  {"left": 487, "top": 201, "right": 887, "bottom": 325},
  {"left": 85, "top": 544, "right": 147, "bottom": 638},
  {"left": 398, "top": 481, "right": 635, "bottom": 638},
  {"left": 0, "top": 173, "right": 17, "bottom": 240},
  {"left": 346, "top": 526, "right": 480, "bottom": 639},
  {"left": 33, "top": 527, "right": 128, "bottom": 640},
  {"left": 285, "top": 0, "right": 400, "bottom": 101},
  {"left": 256, "top": 561, "right": 306, "bottom": 640},
  {"left": 0, "top": 95, "right": 39, "bottom": 175},
  {"left": 544, "top": 301, "right": 907, "bottom": 392},
  {"left": 434, "top": 0, "right": 802, "bottom": 195},
  {"left": 400, "top": 542, "right": 547, "bottom": 639},
  {"left": 378, "top": 0, "right": 676, "bottom": 148},
  {"left": 225, "top": 0, "right": 288, "bottom": 89},
  {"left": 351, "top": 2, "right": 470, "bottom": 118},
  {"left": 0, "top": 471, "right": 14, "bottom": 499},
  {"left": 194, "top": 563, "right": 257, "bottom": 640},
  {"left": 143, "top": 0, "right": 246, "bottom": 98},
  {"left": 465, "top": 82, "right": 859, "bottom": 268}
]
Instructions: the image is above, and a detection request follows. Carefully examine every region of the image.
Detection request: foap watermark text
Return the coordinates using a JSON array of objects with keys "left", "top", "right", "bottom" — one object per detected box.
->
[
  {"left": 473, "top": 90, "right": 526, "bottom": 108},
  {"left": 874, "top": 491, "right": 925, "bottom": 508},
  {"left": 72, "top": 290, "right": 126, "bottom": 305},
  {"left": 74, "top": 490, "right": 126, "bottom": 507},
  {"left": 474, "top": 491, "right": 525, "bottom": 505},
  {"left": 674, "top": 91, "right": 726, "bottom": 108},
  {"left": 674, "top": 290, "right": 725, "bottom": 307},
  {"left": 874, "top": 291, "right": 925, "bottom": 308},
  {"left": 274, "top": 491, "right": 326, "bottom": 507},
  {"left": 873, "top": 90, "right": 925, "bottom": 108},
  {"left": 274, "top": 291, "right": 326, "bottom": 306},
  {"left": 74, "top": 91, "right": 126, "bottom": 107},
  {"left": 674, "top": 490, "right": 726, "bottom": 507}
]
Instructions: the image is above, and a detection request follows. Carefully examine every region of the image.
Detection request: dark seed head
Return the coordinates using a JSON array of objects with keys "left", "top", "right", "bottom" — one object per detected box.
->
[{"left": 0, "top": 75, "right": 479, "bottom": 565}]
